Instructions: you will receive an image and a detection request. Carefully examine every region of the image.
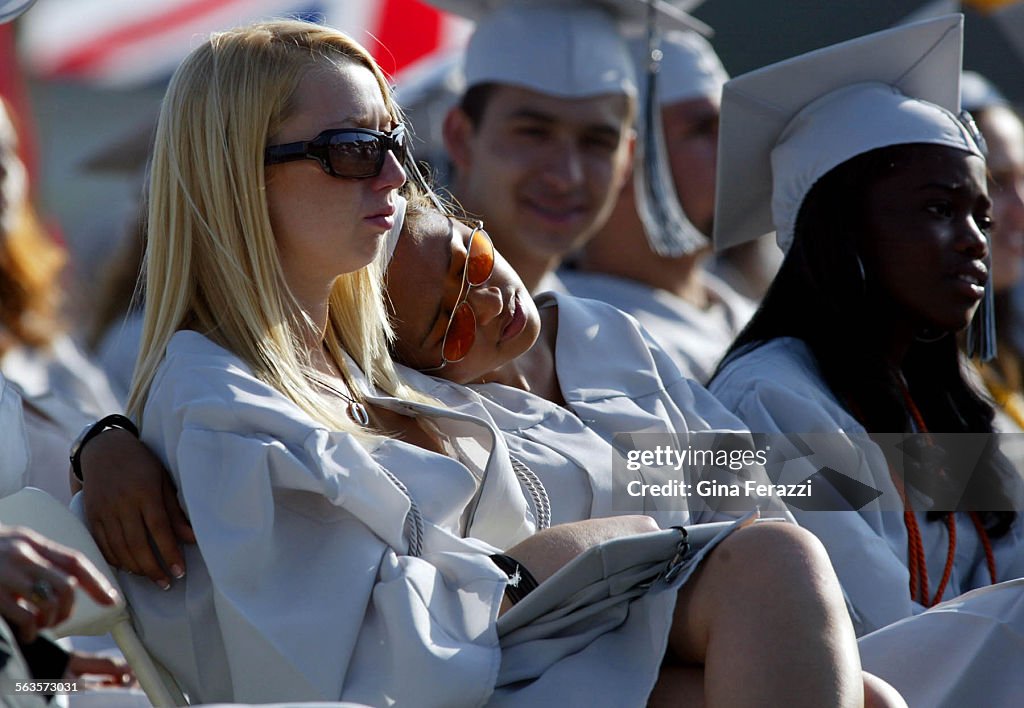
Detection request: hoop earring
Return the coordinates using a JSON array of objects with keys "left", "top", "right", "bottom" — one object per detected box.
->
[
  {"left": 854, "top": 253, "right": 867, "bottom": 297},
  {"left": 915, "top": 329, "right": 949, "bottom": 344}
]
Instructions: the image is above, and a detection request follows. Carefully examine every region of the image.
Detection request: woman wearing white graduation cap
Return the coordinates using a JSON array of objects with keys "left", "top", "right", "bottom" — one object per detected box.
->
[{"left": 709, "top": 12, "right": 1024, "bottom": 643}]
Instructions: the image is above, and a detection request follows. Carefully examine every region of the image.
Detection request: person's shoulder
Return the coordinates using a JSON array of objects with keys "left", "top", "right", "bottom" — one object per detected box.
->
[
  {"left": 541, "top": 290, "right": 663, "bottom": 367},
  {"left": 148, "top": 331, "right": 299, "bottom": 428},
  {"left": 711, "top": 338, "right": 826, "bottom": 402},
  {"left": 717, "top": 337, "right": 817, "bottom": 379},
  {"left": 710, "top": 338, "right": 856, "bottom": 433},
  {"left": 146, "top": 331, "right": 325, "bottom": 442},
  {"left": 540, "top": 289, "right": 643, "bottom": 331},
  {"left": 157, "top": 331, "right": 255, "bottom": 385}
]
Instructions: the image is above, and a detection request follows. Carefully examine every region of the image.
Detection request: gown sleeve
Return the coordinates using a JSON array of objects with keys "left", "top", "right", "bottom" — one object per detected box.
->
[
  {"left": 125, "top": 338, "right": 506, "bottom": 706},
  {"left": 711, "top": 341, "right": 922, "bottom": 634}
]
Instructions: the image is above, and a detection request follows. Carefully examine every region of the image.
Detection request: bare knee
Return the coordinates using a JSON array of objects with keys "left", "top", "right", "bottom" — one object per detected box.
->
[
  {"left": 707, "top": 520, "right": 834, "bottom": 588},
  {"left": 685, "top": 521, "right": 850, "bottom": 644},
  {"left": 671, "top": 521, "right": 847, "bottom": 659},
  {"left": 863, "top": 672, "right": 908, "bottom": 708}
]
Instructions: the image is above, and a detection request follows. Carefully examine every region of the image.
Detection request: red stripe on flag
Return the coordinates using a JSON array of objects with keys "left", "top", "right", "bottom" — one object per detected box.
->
[
  {"left": 49, "top": 0, "right": 246, "bottom": 77},
  {"left": 373, "top": 0, "right": 442, "bottom": 77}
]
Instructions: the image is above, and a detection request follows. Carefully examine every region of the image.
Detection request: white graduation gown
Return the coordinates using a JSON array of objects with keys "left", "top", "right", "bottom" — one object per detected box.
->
[
  {"left": 2, "top": 336, "right": 124, "bottom": 504},
  {"left": 123, "top": 331, "right": 681, "bottom": 706},
  {"left": 400, "top": 364, "right": 601, "bottom": 527},
  {"left": 711, "top": 337, "right": 1024, "bottom": 635},
  {"left": 1, "top": 335, "right": 122, "bottom": 416},
  {"left": 857, "top": 579, "right": 1024, "bottom": 707},
  {"left": 470, "top": 292, "right": 785, "bottom": 527},
  {"left": 123, "top": 331, "right": 519, "bottom": 706},
  {"left": 560, "top": 270, "right": 755, "bottom": 384},
  {"left": 0, "top": 373, "right": 29, "bottom": 497}
]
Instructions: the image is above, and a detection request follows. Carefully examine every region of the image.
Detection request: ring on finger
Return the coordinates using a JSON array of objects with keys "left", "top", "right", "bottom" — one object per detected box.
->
[{"left": 28, "top": 579, "right": 55, "bottom": 605}]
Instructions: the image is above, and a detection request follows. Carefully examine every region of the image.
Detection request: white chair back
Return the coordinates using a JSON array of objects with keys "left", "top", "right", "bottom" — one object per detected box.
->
[{"left": 0, "top": 486, "right": 186, "bottom": 706}]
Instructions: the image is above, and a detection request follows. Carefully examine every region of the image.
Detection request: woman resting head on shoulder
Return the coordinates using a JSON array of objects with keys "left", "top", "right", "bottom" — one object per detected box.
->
[
  {"left": 709, "top": 14, "right": 1024, "bottom": 637},
  {"left": 385, "top": 190, "right": 544, "bottom": 384},
  {"left": 386, "top": 186, "right": 790, "bottom": 525}
]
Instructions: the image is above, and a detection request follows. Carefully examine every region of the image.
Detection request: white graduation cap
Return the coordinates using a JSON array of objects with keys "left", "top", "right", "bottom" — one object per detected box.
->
[
  {"left": 960, "top": 70, "right": 1008, "bottom": 114},
  {"left": 0, "top": 0, "right": 36, "bottom": 23},
  {"left": 634, "top": 28, "right": 727, "bottom": 106},
  {"left": 714, "top": 13, "right": 979, "bottom": 256},
  {"left": 425, "top": 0, "right": 709, "bottom": 99}
]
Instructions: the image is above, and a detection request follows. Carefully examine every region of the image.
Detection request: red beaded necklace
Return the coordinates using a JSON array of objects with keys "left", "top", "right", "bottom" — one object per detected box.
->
[{"left": 894, "top": 385, "right": 997, "bottom": 607}]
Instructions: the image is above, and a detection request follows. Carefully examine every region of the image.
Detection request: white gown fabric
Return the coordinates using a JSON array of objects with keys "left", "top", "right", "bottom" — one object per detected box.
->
[
  {"left": 711, "top": 337, "right": 1024, "bottom": 636},
  {"left": 2, "top": 336, "right": 123, "bottom": 504},
  {"left": 469, "top": 292, "right": 784, "bottom": 527},
  {"left": 857, "top": 578, "right": 1024, "bottom": 707},
  {"left": 559, "top": 270, "right": 755, "bottom": 383},
  {"left": 1, "top": 335, "right": 122, "bottom": 416},
  {"left": 402, "top": 364, "right": 602, "bottom": 528},
  {"left": 122, "top": 331, "right": 683, "bottom": 706},
  {"left": 95, "top": 310, "right": 144, "bottom": 403},
  {"left": 0, "top": 373, "right": 29, "bottom": 497}
]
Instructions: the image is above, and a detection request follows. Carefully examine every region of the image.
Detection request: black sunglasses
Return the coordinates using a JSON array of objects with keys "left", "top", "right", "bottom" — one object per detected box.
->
[{"left": 264, "top": 124, "right": 407, "bottom": 179}]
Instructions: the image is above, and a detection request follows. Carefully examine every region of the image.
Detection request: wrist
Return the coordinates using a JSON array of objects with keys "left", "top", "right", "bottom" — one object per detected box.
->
[
  {"left": 69, "top": 414, "right": 139, "bottom": 483},
  {"left": 490, "top": 553, "right": 539, "bottom": 607}
]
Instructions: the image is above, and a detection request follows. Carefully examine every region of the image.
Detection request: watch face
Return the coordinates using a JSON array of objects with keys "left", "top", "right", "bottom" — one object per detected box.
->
[{"left": 0, "top": 0, "right": 37, "bottom": 23}]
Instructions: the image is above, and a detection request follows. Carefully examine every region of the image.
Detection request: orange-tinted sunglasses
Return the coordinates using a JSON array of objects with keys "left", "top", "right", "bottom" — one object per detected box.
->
[{"left": 420, "top": 221, "right": 495, "bottom": 371}]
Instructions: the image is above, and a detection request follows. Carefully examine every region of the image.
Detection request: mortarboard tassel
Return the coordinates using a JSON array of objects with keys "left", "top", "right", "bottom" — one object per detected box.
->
[
  {"left": 967, "top": 255, "right": 997, "bottom": 362},
  {"left": 633, "top": 0, "right": 708, "bottom": 257},
  {"left": 958, "top": 109, "right": 996, "bottom": 362}
]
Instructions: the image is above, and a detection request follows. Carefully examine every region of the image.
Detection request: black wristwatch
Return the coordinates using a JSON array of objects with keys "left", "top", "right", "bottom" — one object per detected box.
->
[
  {"left": 490, "top": 553, "right": 539, "bottom": 606},
  {"left": 69, "top": 414, "right": 140, "bottom": 482}
]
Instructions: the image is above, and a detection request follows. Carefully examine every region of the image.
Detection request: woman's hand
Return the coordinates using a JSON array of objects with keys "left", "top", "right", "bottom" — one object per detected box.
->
[
  {"left": 79, "top": 429, "right": 195, "bottom": 589},
  {"left": 504, "top": 515, "right": 660, "bottom": 586},
  {"left": 0, "top": 527, "right": 119, "bottom": 643},
  {"left": 64, "top": 651, "right": 134, "bottom": 687}
]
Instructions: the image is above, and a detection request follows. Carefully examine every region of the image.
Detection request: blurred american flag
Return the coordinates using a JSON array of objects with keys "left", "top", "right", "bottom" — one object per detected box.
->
[{"left": 16, "top": 0, "right": 469, "bottom": 87}]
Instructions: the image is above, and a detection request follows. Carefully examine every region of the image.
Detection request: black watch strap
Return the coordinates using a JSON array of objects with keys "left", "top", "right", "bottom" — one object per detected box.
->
[
  {"left": 490, "top": 553, "right": 539, "bottom": 607},
  {"left": 69, "top": 414, "right": 140, "bottom": 483}
]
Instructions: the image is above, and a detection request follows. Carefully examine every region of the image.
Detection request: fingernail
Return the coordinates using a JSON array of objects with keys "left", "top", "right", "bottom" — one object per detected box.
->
[
  {"left": 107, "top": 588, "right": 121, "bottom": 602},
  {"left": 156, "top": 579, "right": 171, "bottom": 591},
  {"left": 170, "top": 564, "right": 185, "bottom": 579}
]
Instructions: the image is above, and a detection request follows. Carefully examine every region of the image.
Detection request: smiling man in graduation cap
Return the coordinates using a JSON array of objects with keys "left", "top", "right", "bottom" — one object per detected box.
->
[{"left": 425, "top": 0, "right": 707, "bottom": 294}]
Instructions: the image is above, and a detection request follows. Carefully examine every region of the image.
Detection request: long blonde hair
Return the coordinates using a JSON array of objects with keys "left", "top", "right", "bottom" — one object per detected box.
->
[{"left": 128, "top": 19, "right": 417, "bottom": 432}]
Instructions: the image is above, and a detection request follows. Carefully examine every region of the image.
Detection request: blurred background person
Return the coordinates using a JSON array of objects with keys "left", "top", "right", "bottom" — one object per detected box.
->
[
  {"left": 960, "top": 71, "right": 1024, "bottom": 441},
  {"left": 0, "top": 97, "right": 120, "bottom": 504},
  {"left": 563, "top": 29, "right": 757, "bottom": 383}
]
